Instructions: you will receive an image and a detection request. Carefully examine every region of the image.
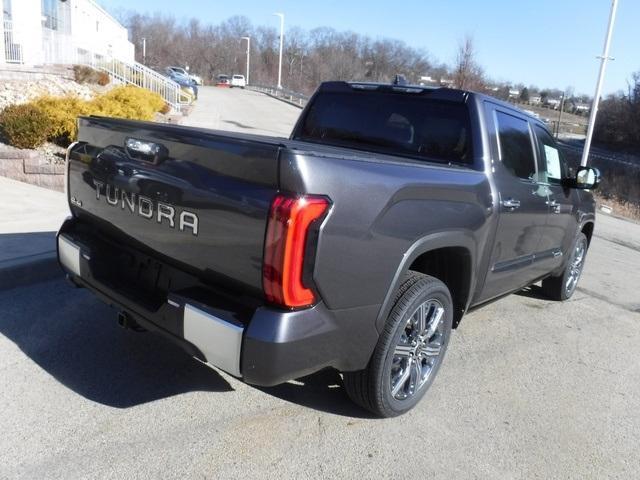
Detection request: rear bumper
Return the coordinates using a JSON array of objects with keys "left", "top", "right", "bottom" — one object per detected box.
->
[{"left": 57, "top": 219, "right": 379, "bottom": 386}]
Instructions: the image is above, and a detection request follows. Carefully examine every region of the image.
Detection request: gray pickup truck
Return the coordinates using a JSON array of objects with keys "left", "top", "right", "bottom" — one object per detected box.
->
[{"left": 58, "top": 81, "right": 600, "bottom": 417}]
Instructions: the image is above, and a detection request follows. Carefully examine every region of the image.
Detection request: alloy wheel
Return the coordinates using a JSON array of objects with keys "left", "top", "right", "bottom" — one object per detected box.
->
[
  {"left": 565, "top": 237, "right": 587, "bottom": 296},
  {"left": 390, "top": 299, "right": 446, "bottom": 400}
]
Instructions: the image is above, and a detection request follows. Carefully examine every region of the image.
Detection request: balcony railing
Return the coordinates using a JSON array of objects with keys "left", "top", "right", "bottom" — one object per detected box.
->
[
  {"left": 3, "top": 20, "right": 23, "bottom": 64},
  {"left": 81, "top": 54, "right": 192, "bottom": 111}
]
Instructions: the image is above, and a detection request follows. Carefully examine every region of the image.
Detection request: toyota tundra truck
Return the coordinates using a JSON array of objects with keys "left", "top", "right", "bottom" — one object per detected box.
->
[{"left": 57, "top": 81, "right": 600, "bottom": 417}]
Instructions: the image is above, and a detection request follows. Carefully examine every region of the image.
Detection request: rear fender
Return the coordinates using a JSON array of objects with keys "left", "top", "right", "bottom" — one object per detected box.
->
[{"left": 375, "top": 231, "right": 477, "bottom": 333}]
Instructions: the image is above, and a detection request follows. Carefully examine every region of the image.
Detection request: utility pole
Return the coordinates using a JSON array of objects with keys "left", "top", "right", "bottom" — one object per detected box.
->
[
  {"left": 241, "top": 36, "right": 250, "bottom": 85},
  {"left": 581, "top": 0, "right": 618, "bottom": 167},
  {"left": 274, "top": 13, "right": 284, "bottom": 89},
  {"left": 142, "top": 37, "right": 146, "bottom": 65},
  {"left": 555, "top": 93, "right": 565, "bottom": 139}
]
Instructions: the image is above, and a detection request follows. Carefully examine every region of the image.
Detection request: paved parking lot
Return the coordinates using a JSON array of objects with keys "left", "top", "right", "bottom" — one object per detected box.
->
[
  {"left": 181, "top": 86, "right": 301, "bottom": 137},
  {"left": 1, "top": 89, "right": 639, "bottom": 479},
  {"left": 2, "top": 215, "right": 639, "bottom": 480}
]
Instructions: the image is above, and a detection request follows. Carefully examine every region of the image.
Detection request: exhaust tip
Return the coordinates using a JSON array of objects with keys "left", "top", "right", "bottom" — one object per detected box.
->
[{"left": 117, "top": 311, "right": 129, "bottom": 329}]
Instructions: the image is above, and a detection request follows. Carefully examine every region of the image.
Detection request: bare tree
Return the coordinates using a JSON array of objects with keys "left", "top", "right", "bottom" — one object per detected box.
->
[
  {"left": 453, "top": 35, "right": 484, "bottom": 91},
  {"left": 118, "top": 10, "right": 445, "bottom": 93}
]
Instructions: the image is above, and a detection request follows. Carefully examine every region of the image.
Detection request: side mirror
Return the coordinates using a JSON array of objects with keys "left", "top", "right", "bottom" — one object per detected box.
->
[{"left": 565, "top": 166, "right": 600, "bottom": 190}]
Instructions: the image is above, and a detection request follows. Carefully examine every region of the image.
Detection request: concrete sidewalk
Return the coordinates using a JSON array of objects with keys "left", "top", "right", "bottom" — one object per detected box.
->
[{"left": 0, "top": 176, "right": 69, "bottom": 290}]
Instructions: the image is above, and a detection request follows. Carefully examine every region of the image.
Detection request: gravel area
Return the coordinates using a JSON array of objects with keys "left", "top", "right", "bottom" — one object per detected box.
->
[
  {"left": 0, "top": 76, "right": 96, "bottom": 111},
  {"left": 0, "top": 140, "right": 66, "bottom": 164}
]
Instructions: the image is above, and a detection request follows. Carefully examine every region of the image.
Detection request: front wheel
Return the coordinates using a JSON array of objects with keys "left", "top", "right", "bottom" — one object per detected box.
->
[
  {"left": 542, "top": 232, "right": 589, "bottom": 301},
  {"left": 343, "top": 272, "right": 453, "bottom": 417}
]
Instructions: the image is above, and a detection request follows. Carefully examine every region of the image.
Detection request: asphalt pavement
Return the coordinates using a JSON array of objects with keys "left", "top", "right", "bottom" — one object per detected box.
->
[
  {"left": 181, "top": 86, "right": 301, "bottom": 137},
  {"left": 1, "top": 88, "right": 639, "bottom": 479}
]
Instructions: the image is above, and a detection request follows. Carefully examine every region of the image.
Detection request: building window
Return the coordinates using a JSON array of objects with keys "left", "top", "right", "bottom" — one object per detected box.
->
[
  {"left": 42, "top": 0, "right": 59, "bottom": 30},
  {"left": 3, "top": 0, "right": 12, "bottom": 20},
  {"left": 41, "top": 0, "right": 70, "bottom": 33}
]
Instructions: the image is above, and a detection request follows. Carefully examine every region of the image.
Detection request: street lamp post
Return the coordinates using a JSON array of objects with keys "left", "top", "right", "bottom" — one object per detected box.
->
[
  {"left": 273, "top": 13, "right": 284, "bottom": 89},
  {"left": 580, "top": 0, "right": 618, "bottom": 167},
  {"left": 141, "top": 37, "right": 146, "bottom": 65},
  {"left": 241, "top": 36, "right": 250, "bottom": 85}
]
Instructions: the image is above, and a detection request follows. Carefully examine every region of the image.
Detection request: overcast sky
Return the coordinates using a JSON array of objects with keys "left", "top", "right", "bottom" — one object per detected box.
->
[{"left": 100, "top": 0, "right": 636, "bottom": 95}]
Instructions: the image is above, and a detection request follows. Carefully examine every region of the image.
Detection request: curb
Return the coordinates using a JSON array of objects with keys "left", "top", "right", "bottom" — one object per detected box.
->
[{"left": 0, "top": 251, "right": 62, "bottom": 291}]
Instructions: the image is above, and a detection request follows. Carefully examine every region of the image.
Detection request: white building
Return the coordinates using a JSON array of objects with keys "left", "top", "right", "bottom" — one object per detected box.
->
[
  {"left": 1, "top": 0, "right": 134, "bottom": 66},
  {"left": 546, "top": 98, "right": 561, "bottom": 109}
]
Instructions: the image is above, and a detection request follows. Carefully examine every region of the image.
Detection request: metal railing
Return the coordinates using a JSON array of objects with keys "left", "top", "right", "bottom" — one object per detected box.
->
[
  {"left": 80, "top": 54, "right": 192, "bottom": 111},
  {"left": 3, "top": 20, "right": 23, "bottom": 64},
  {"left": 247, "top": 84, "right": 309, "bottom": 108}
]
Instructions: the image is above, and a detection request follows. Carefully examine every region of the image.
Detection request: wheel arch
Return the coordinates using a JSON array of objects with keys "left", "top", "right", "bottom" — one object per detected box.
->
[
  {"left": 376, "top": 231, "right": 478, "bottom": 332},
  {"left": 581, "top": 221, "right": 594, "bottom": 246}
]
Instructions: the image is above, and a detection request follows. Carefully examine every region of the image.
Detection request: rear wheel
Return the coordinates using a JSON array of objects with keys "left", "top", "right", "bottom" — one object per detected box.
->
[
  {"left": 542, "top": 232, "right": 589, "bottom": 301},
  {"left": 343, "top": 272, "right": 453, "bottom": 417}
]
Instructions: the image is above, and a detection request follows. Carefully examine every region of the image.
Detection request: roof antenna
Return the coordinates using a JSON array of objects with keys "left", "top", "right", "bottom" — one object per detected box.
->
[{"left": 393, "top": 74, "right": 408, "bottom": 86}]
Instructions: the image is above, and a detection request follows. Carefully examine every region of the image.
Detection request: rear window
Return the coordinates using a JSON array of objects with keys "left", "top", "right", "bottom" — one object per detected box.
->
[
  {"left": 233, "top": 75, "right": 244, "bottom": 79},
  {"left": 294, "top": 91, "right": 473, "bottom": 164}
]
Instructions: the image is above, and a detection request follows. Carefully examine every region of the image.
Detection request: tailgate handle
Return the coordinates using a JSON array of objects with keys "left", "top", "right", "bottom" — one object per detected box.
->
[{"left": 125, "top": 137, "right": 168, "bottom": 164}]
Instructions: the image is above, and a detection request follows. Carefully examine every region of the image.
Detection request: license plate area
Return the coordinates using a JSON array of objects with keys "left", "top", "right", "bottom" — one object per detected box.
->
[{"left": 91, "top": 240, "right": 170, "bottom": 311}]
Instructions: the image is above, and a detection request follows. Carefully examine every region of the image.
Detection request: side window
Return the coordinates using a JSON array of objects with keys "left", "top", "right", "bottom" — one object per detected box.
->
[
  {"left": 495, "top": 111, "right": 537, "bottom": 180},
  {"left": 534, "top": 125, "right": 566, "bottom": 184}
]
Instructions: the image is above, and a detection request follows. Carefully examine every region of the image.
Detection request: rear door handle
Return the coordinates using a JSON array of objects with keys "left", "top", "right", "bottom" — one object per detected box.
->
[{"left": 501, "top": 198, "right": 521, "bottom": 210}]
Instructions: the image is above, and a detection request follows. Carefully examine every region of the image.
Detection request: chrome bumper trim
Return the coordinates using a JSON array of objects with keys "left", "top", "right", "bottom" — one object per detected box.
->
[
  {"left": 183, "top": 304, "right": 243, "bottom": 377},
  {"left": 58, "top": 234, "right": 81, "bottom": 277}
]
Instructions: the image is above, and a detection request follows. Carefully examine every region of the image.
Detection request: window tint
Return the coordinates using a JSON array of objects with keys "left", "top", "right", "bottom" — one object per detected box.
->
[
  {"left": 534, "top": 125, "right": 566, "bottom": 184},
  {"left": 295, "top": 92, "right": 473, "bottom": 164},
  {"left": 495, "top": 111, "right": 536, "bottom": 180}
]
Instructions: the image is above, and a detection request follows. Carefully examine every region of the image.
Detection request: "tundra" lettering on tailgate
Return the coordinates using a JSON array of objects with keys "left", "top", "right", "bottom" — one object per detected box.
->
[{"left": 93, "top": 181, "right": 199, "bottom": 236}]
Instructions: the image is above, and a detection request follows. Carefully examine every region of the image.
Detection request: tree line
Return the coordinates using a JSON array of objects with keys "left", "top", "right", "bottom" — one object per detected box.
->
[
  {"left": 122, "top": 13, "right": 439, "bottom": 94},
  {"left": 118, "top": 12, "right": 552, "bottom": 98},
  {"left": 594, "top": 72, "right": 640, "bottom": 150}
]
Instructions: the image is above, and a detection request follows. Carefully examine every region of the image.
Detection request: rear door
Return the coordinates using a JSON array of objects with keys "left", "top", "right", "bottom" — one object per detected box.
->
[{"left": 480, "top": 105, "right": 550, "bottom": 301}]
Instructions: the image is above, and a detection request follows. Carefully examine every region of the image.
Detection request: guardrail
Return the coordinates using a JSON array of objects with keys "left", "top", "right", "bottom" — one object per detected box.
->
[{"left": 247, "top": 84, "right": 309, "bottom": 109}]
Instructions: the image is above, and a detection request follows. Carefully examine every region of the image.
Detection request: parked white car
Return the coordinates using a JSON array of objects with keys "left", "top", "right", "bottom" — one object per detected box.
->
[{"left": 230, "top": 75, "right": 246, "bottom": 88}]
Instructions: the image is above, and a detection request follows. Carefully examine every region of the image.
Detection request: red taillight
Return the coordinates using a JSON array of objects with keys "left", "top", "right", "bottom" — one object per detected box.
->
[{"left": 263, "top": 193, "right": 330, "bottom": 308}]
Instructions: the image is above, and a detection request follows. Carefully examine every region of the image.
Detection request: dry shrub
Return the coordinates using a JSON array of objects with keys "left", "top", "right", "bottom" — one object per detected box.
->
[
  {"left": 92, "top": 86, "right": 166, "bottom": 121},
  {"left": 2, "top": 86, "right": 167, "bottom": 148},
  {"left": 0, "top": 103, "right": 50, "bottom": 149},
  {"left": 32, "top": 96, "right": 91, "bottom": 145},
  {"left": 73, "top": 65, "right": 102, "bottom": 84},
  {"left": 97, "top": 72, "right": 111, "bottom": 86}
]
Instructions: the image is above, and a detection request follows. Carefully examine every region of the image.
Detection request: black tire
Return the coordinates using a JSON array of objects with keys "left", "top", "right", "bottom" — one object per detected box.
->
[
  {"left": 542, "top": 232, "right": 589, "bottom": 301},
  {"left": 343, "top": 272, "right": 453, "bottom": 417}
]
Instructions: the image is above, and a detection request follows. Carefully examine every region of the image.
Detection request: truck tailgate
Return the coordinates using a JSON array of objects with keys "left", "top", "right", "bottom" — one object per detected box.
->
[{"left": 68, "top": 117, "right": 283, "bottom": 293}]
